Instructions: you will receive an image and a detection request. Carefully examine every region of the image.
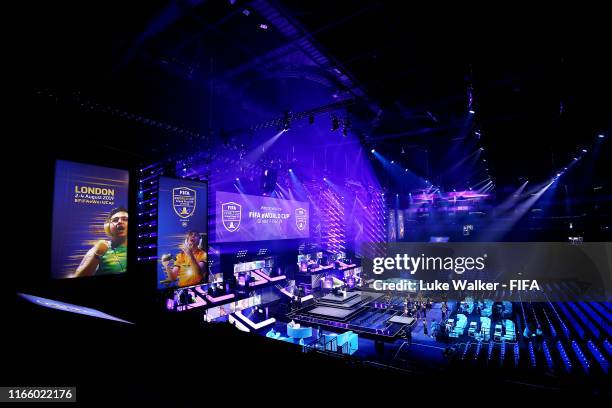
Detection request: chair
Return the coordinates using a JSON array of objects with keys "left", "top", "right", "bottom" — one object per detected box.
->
[{"left": 494, "top": 324, "right": 503, "bottom": 341}]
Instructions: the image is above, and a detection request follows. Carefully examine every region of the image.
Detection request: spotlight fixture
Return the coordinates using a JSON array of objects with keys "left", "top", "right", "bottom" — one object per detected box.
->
[
  {"left": 283, "top": 111, "right": 291, "bottom": 130},
  {"left": 598, "top": 134, "right": 605, "bottom": 138},
  {"left": 469, "top": 110, "right": 475, "bottom": 114},
  {"left": 405, "top": 169, "right": 408, "bottom": 172},
  {"left": 582, "top": 149, "right": 587, "bottom": 153},
  {"left": 480, "top": 147, "right": 485, "bottom": 151},
  {"left": 289, "top": 168, "right": 292, "bottom": 172},
  {"left": 391, "top": 160, "right": 394, "bottom": 164},
  {"left": 235, "top": 177, "right": 240, "bottom": 181},
  {"left": 371, "top": 149, "right": 375, "bottom": 153}
]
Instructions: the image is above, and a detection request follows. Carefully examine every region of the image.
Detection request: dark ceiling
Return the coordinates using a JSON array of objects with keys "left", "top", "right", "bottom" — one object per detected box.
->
[{"left": 26, "top": 0, "right": 610, "bottom": 192}]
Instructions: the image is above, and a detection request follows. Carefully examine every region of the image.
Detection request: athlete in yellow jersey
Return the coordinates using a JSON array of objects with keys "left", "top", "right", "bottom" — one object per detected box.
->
[{"left": 168, "top": 231, "right": 207, "bottom": 287}]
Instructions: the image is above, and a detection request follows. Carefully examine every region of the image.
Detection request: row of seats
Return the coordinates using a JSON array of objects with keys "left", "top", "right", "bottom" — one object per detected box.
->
[
  {"left": 578, "top": 302, "right": 612, "bottom": 337},
  {"left": 604, "top": 339, "right": 612, "bottom": 356},
  {"left": 571, "top": 340, "right": 591, "bottom": 373},
  {"left": 461, "top": 341, "right": 471, "bottom": 360},
  {"left": 556, "top": 303, "right": 585, "bottom": 339},
  {"left": 487, "top": 340, "right": 495, "bottom": 361},
  {"left": 547, "top": 302, "right": 572, "bottom": 339},
  {"left": 528, "top": 341, "right": 537, "bottom": 368},
  {"left": 473, "top": 341, "right": 482, "bottom": 361},
  {"left": 542, "top": 340, "right": 554, "bottom": 371},
  {"left": 556, "top": 340, "right": 573, "bottom": 373},
  {"left": 541, "top": 308, "right": 558, "bottom": 338},
  {"left": 586, "top": 340, "right": 609, "bottom": 374},
  {"left": 513, "top": 342, "right": 519, "bottom": 367},
  {"left": 567, "top": 303, "right": 600, "bottom": 338}
]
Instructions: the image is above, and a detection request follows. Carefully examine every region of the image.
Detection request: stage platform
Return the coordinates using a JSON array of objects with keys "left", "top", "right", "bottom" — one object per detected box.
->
[
  {"left": 318, "top": 292, "right": 383, "bottom": 309},
  {"left": 307, "top": 306, "right": 360, "bottom": 320}
]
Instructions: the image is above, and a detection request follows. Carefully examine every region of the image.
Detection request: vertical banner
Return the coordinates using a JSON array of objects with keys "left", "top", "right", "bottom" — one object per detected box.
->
[
  {"left": 157, "top": 177, "right": 208, "bottom": 290},
  {"left": 51, "top": 160, "right": 129, "bottom": 279}
]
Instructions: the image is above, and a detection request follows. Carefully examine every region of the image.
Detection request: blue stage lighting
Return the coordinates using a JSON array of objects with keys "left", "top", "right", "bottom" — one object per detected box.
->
[
  {"left": 582, "top": 149, "right": 587, "bottom": 153},
  {"left": 469, "top": 110, "right": 475, "bottom": 114},
  {"left": 391, "top": 160, "right": 394, "bottom": 164},
  {"left": 598, "top": 134, "right": 605, "bottom": 138},
  {"left": 371, "top": 149, "right": 375, "bottom": 153}
]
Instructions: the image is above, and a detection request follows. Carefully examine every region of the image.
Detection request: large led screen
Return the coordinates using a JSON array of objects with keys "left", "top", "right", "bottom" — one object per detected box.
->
[
  {"left": 51, "top": 160, "right": 129, "bottom": 279},
  {"left": 157, "top": 177, "right": 208, "bottom": 290},
  {"left": 215, "top": 191, "right": 309, "bottom": 242}
]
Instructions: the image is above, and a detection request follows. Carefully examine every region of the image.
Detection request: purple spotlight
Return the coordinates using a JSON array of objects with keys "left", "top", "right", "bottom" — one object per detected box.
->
[
  {"left": 598, "top": 134, "right": 605, "bottom": 138},
  {"left": 288, "top": 168, "right": 292, "bottom": 172},
  {"left": 469, "top": 110, "right": 475, "bottom": 114},
  {"left": 582, "top": 149, "right": 587, "bottom": 153},
  {"left": 371, "top": 149, "right": 375, "bottom": 153},
  {"left": 557, "top": 173, "right": 561, "bottom": 177},
  {"left": 259, "top": 23, "right": 268, "bottom": 30},
  {"left": 323, "top": 177, "right": 327, "bottom": 181},
  {"left": 235, "top": 177, "right": 240, "bottom": 181}
]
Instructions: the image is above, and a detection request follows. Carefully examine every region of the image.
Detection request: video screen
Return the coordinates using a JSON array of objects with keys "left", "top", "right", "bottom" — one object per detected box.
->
[
  {"left": 157, "top": 177, "right": 209, "bottom": 290},
  {"left": 51, "top": 160, "right": 129, "bottom": 279},
  {"left": 215, "top": 191, "right": 309, "bottom": 242}
]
